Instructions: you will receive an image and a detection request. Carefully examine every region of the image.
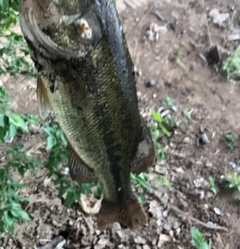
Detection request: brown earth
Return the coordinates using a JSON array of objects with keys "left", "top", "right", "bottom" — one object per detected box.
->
[{"left": 1, "top": 0, "right": 240, "bottom": 248}]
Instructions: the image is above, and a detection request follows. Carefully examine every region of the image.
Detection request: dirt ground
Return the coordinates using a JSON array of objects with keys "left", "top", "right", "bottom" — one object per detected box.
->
[{"left": 1, "top": 0, "right": 240, "bottom": 248}]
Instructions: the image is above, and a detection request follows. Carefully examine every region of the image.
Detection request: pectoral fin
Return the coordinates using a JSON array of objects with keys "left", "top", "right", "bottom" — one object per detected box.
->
[
  {"left": 68, "top": 148, "right": 97, "bottom": 183},
  {"left": 37, "top": 75, "right": 52, "bottom": 119},
  {"left": 132, "top": 121, "right": 156, "bottom": 174}
]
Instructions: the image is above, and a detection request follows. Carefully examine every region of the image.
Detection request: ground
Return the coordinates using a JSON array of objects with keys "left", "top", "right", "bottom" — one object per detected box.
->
[{"left": 1, "top": 0, "right": 240, "bottom": 248}]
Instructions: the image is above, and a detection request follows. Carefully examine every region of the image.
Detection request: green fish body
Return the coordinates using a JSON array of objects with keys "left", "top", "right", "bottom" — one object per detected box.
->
[{"left": 19, "top": 0, "right": 155, "bottom": 230}]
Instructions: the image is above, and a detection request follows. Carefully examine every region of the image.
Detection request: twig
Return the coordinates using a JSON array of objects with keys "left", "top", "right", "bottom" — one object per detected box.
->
[
  {"left": 201, "top": 0, "right": 212, "bottom": 47},
  {"left": 168, "top": 203, "right": 228, "bottom": 232},
  {"left": 156, "top": 34, "right": 174, "bottom": 84},
  {"left": 155, "top": 196, "right": 229, "bottom": 232},
  {"left": 126, "top": 2, "right": 155, "bottom": 40},
  {"left": 35, "top": 236, "right": 65, "bottom": 249}
]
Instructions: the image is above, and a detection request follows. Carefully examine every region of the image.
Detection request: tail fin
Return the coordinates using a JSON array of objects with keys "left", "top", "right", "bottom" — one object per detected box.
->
[{"left": 97, "top": 195, "right": 147, "bottom": 230}]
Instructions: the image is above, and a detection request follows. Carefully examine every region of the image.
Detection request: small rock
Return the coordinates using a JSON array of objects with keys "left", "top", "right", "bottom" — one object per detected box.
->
[
  {"left": 199, "top": 133, "right": 209, "bottom": 144},
  {"left": 134, "top": 236, "right": 146, "bottom": 244},
  {"left": 162, "top": 210, "right": 168, "bottom": 218},
  {"left": 28, "top": 123, "right": 41, "bottom": 134},
  {"left": 143, "top": 245, "right": 151, "bottom": 249},
  {"left": 156, "top": 219, "right": 162, "bottom": 227},
  {"left": 157, "top": 234, "right": 171, "bottom": 247},
  {"left": 162, "top": 192, "right": 169, "bottom": 203},
  {"left": 207, "top": 221, "right": 213, "bottom": 226},
  {"left": 152, "top": 238, "right": 157, "bottom": 245},
  {"left": 209, "top": 8, "right": 219, "bottom": 19},
  {"left": 175, "top": 167, "right": 185, "bottom": 174},
  {"left": 169, "top": 230, "right": 174, "bottom": 237},
  {"left": 111, "top": 222, "right": 121, "bottom": 233},
  {"left": 230, "top": 162, "right": 236, "bottom": 169},
  {"left": 116, "top": 230, "right": 128, "bottom": 243},
  {"left": 194, "top": 177, "right": 208, "bottom": 188},
  {"left": 199, "top": 190, "right": 205, "bottom": 199},
  {"left": 163, "top": 222, "right": 171, "bottom": 231},
  {"left": 207, "top": 191, "right": 214, "bottom": 199},
  {"left": 149, "top": 200, "right": 162, "bottom": 219},
  {"left": 173, "top": 221, "right": 181, "bottom": 230},
  {"left": 68, "top": 219, "right": 74, "bottom": 226},
  {"left": 52, "top": 218, "right": 62, "bottom": 228},
  {"left": 203, "top": 204, "right": 209, "bottom": 209},
  {"left": 228, "top": 33, "right": 240, "bottom": 41},
  {"left": 183, "top": 137, "right": 191, "bottom": 144},
  {"left": 62, "top": 167, "right": 69, "bottom": 175},
  {"left": 214, "top": 207, "right": 221, "bottom": 215},
  {"left": 56, "top": 239, "right": 66, "bottom": 249},
  {"left": 146, "top": 79, "right": 156, "bottom": 87},
  {"left": 206, "top": 162, "right": 213, "bottom": 168},
  {"left": 175, "top": 227, "right": 181, "bottom": 236}
]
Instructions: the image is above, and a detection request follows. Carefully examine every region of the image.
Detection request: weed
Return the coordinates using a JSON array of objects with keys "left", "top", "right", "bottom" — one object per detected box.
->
[
  {"left": 162, "top": 96, "right": 180, "bottom": 129},
  {"left": 224, "top": 172, "right": 240, "bottom": 199},
  {"left": 131, "top": 173, "right": 152, "bottom": 204},
  {"left": 0, "top": 1, "right": 35, "bottom": 77},
  {"left": 152, "top": 111, "right": 171, "bottom": 137},
  {"left": 220, "top": 133, "right": 236, "bottom": 150},
  {"left": 208, "top": 176, "right": 217, "bottom": 195},
  {"left": 150, "top": 121, "right": 168, "bottom": 163},
  {"left": 182, "top": 109, "right": 191, "bottom": 123},
  {"left": 174, "top": 48, "right": 182, "bottom": 60},
  {"left": 154, "top": 176, "right": 171, "bottom": 189},
  {"left": 0, "top": 87, "right": 29, "bottom": 141},
  {"left": 221, "top": 47, "right": 240, "bottom": 80},
  {"left": 191, "top": 227, "right": 209, "bottom": 249},
  {"left": 0, "top": 145, "right": 42, "bottom": 236}
]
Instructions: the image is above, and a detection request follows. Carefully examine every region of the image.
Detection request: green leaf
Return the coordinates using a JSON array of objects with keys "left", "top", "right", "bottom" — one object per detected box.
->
[
  {"left": 4, "top": 210, "right": 14, "bottom": 226},
  {"left": 0, "top": 113, "right": 5, "bottom": 127},
  {"left": 152, "top": 111, "right": 163, "bottom": 123},
  {"left": 46, "top": 136, "right": 56, "bottom": 151},
  {"left": 10, "top": 208, "right": 20, "bottom": 218},
  {"left": 18, "top": 166, "right": 25, "bottom": 178},
  {"left": 65, "top": 192, "right": 75, "bottom": 207},
  {"left": 18, "top": 210, "right": 30, "bottom": 220},
  {"left": 8, "top": 122, "right": 16, "bottom": 138},
  {"left": 9, "top": 113, "right": 28, "bottom": 132},
  {"left": 199, "top": 241, "right": 209, "bottom": 249}
]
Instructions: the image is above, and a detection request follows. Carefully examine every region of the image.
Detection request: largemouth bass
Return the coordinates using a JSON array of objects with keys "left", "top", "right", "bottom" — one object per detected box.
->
[{"left": 19, "top": 0, "right": 155, "bottom": 230}]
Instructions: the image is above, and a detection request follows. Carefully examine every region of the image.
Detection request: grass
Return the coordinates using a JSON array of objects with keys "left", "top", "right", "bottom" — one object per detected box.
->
[
  {"left": 223, "top": 172, "right": 240, "bottom": 200},
  {"left": 208, "top": 176, "right": 217, "bottom": 195},
  {"left": 191, "top": 227, "right": 209, "bottom": 249},
  {"left": 220, "top": 133, "right": 236, "bottom": 150},
  {"left": 221, "top": 47, "right": 240, "bottom": 80}
]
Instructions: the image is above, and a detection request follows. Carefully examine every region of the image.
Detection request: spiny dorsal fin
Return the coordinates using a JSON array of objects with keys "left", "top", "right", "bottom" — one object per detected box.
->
[
  {"left": 37, "top": 75, "right": 52, "bottom": 119},
  {"left": 68, "top": 147, "right": 97, "bottom": 183}
]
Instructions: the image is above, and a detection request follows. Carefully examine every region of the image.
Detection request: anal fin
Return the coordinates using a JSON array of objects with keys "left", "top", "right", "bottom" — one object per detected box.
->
[
  {"left": 68, "top": 147, "right": 97, "bottom": 183},
  {"left": 37, "top": 75, "right": 52, "bottom": 119}
]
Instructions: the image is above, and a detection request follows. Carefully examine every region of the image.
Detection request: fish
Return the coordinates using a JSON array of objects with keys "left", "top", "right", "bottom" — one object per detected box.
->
[{"left": 19, "top": 0, "right": 155, "bottom": 230}]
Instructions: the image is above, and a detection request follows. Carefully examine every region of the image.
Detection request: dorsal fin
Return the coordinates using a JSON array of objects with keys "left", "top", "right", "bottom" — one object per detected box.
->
[{"left": 37, "top": 75, "right": 52, "bottom": 119}]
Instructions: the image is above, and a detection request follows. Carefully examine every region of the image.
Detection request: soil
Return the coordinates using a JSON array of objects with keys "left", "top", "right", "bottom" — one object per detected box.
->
[{"left": 1, "top": 0, "right": 240, "bottom": 248}]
